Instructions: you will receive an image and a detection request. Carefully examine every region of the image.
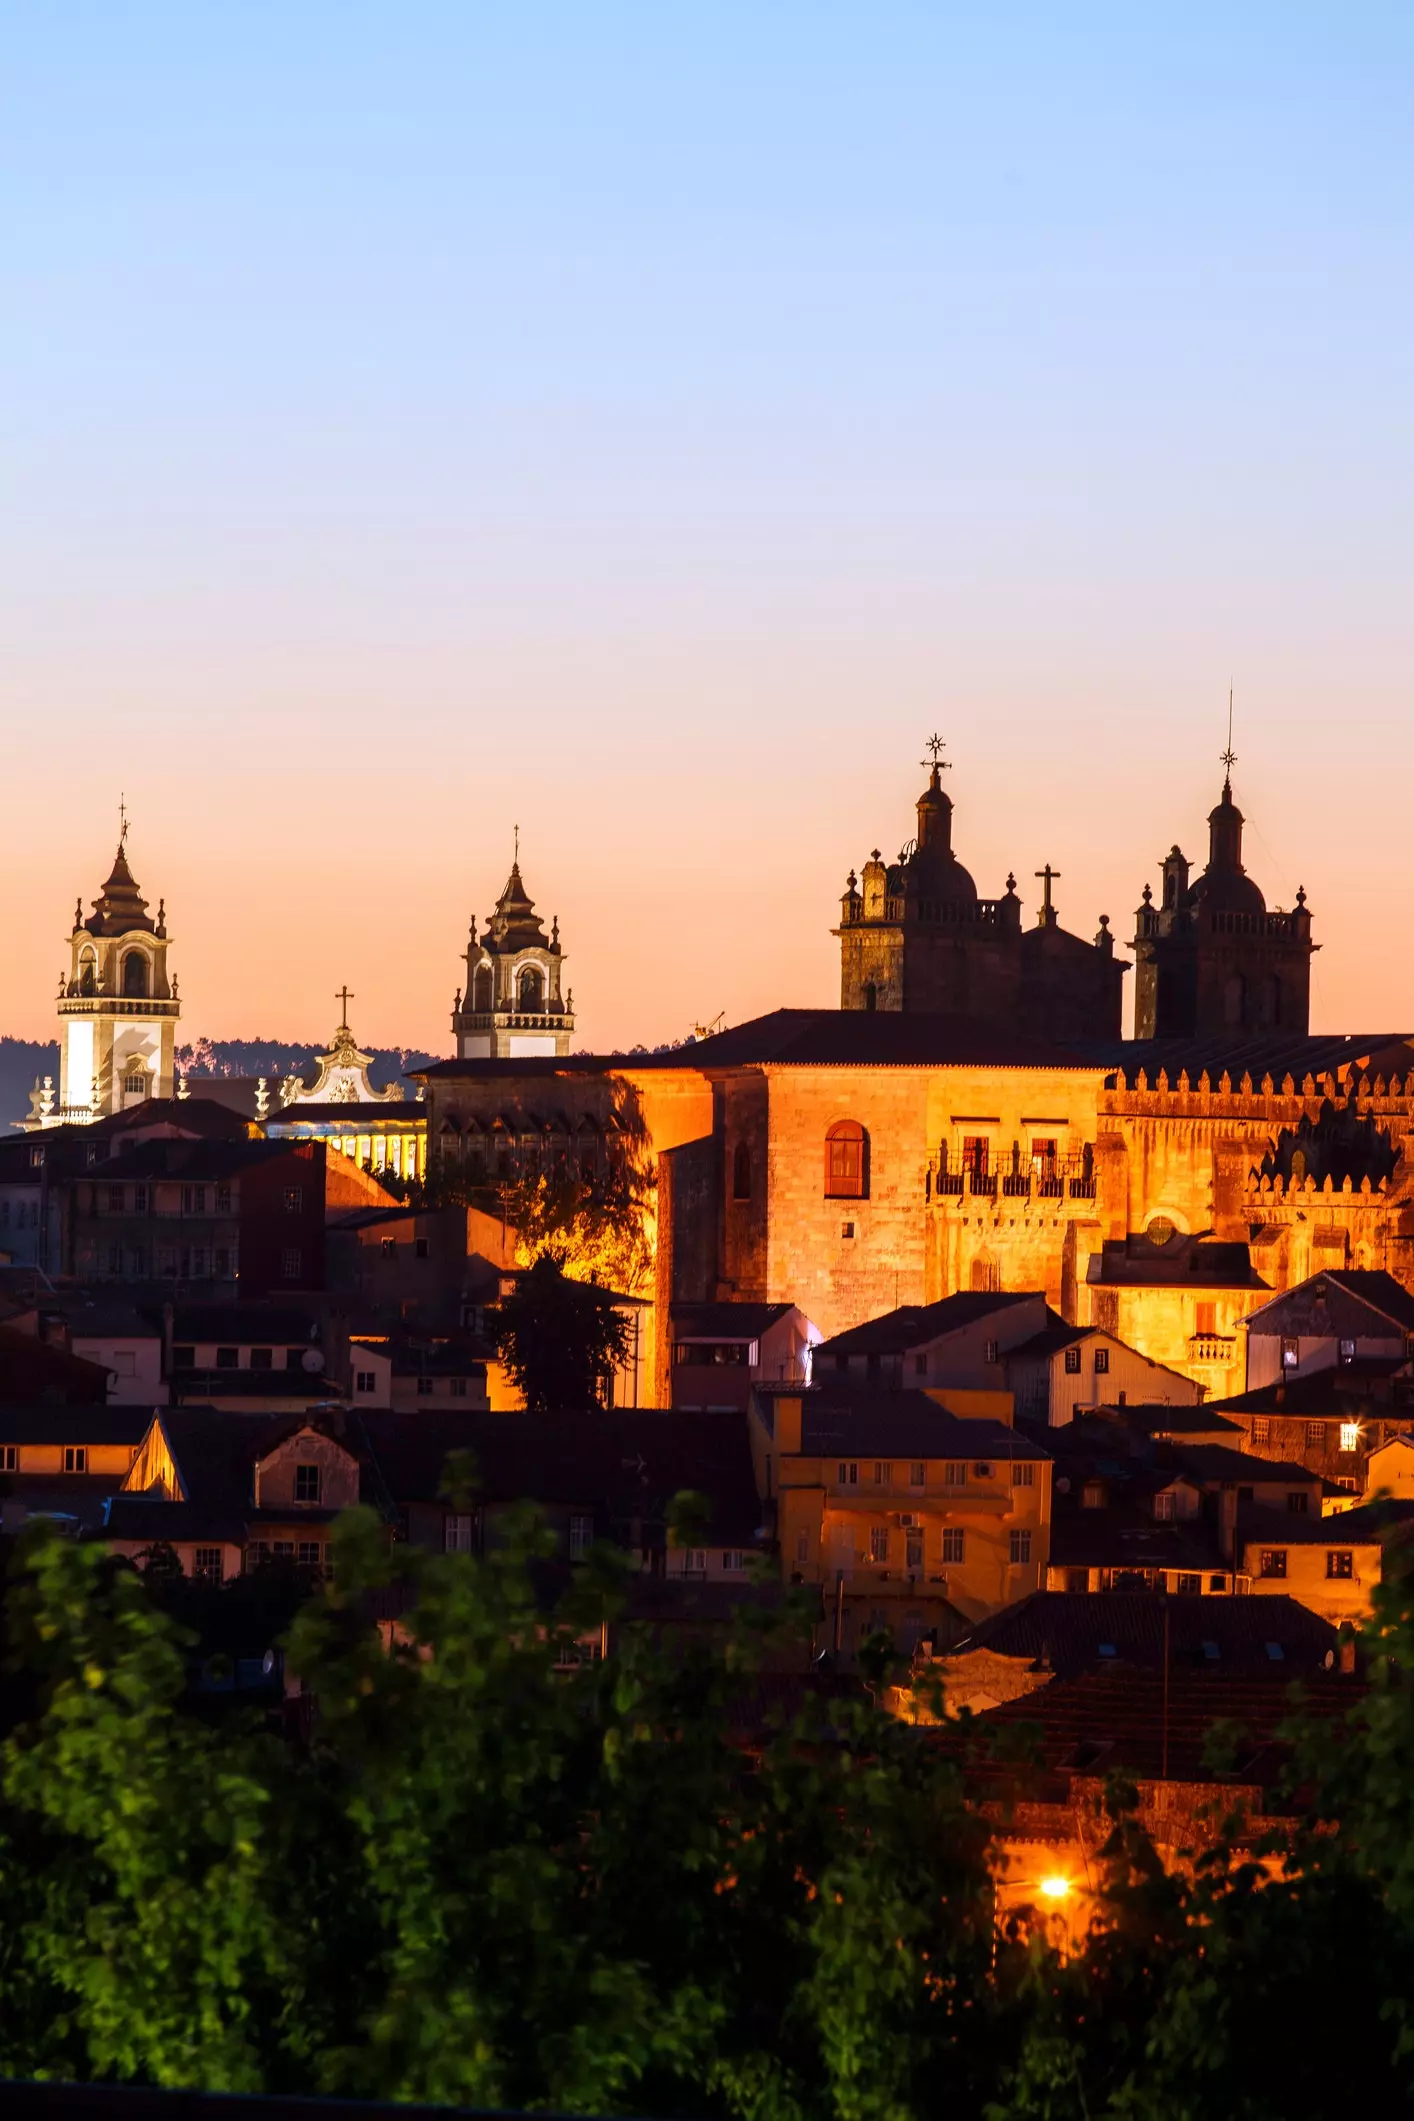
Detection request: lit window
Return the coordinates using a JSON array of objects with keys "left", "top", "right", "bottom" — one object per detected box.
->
[
  {"left": 1281, "top": 1337, "right": 1299, "bottom": 1370},
  {"left": 1340, "top": 1422, "right": 1362, "bottom": 1455},
  {"left": 824, "top": 1121, "right": 867, "bottom": 1199},
  {"left": 941, "top": 1527, "right": 965, "bottom": 1564},
  {"left": 1326, "top": 1550, "right": 1354, "bottom": 1579},
  {"left": 283, "top": 1187, "right": 304, "bottom": 1214},
  {"left": 869, "top": 1527, "right": 890, "bottom": 1564},
  {"left": 1259, "top": 1549, "right": 1288, "bottom": 1578},
  {"left": 293, "top": 1464, "right": 321, "bottom": 1504},
  {"left": 1339, "top": 1339, "right": 1356, "bottom": 1366},
  {"left": 1009, "top": 1530, "right": 1032, "bottom": 1565}
]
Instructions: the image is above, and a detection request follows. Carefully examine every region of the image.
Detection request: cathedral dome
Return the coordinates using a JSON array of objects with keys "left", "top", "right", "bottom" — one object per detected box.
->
[
  {"left": 910, "top": 761, "right": 977, "bottom": 903},
  {"left": 1185, "top": 781, "right": 1266, "bottom": 919}
]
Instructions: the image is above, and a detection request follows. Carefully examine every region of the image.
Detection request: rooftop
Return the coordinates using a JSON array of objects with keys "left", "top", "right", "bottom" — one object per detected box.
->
[
  {"left": 947, "top": 1589, "right": 1338, "bottom": 1678},
  {"left": 815, "top": 1291, "right": 1040, "bottom": 1358}
]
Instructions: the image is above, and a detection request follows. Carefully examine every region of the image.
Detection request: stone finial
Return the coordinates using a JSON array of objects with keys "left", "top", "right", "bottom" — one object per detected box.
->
[{"left": 175, "top": 1071, "right": 189, "bottom": 1101}]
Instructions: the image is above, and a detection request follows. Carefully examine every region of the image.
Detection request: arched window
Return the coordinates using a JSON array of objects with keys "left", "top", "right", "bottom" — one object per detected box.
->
[
  {"left": 732, "top": 1141, "right": 752, "bottom": 1202},
  {"left": 122, "top": 950, "right": 149, "bottom": 999},
  {"left": 863, "top": 981, "right": 877, "bottom": 1012},
  {"left": 518, "top": 965, "right": 544, "bottom": 1012},
  {"left": 825, "top": 1120, "right": 868, "bottom": 1199},
  {"left": 969, "top": 1249, "right": 1001, "bottom": 1294},
  {"left": 472, "top": 964, "right": 493, "bottom": 1012},
  {"left": 79, "top": 949, "right": 97, "bottom": 995}
]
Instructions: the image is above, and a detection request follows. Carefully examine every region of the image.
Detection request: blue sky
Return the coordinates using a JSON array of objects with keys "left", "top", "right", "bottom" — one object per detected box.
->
[{"left": 4, "top": 5, "right": 1411, "bottom": 1046}]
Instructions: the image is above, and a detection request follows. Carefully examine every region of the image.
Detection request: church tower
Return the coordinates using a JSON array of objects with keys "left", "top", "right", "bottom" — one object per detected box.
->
[
  {"left": 451, "top": 850, "right": 574, "bottom": 1059},
  {"left": 835, "top": 742, "right": 1126, "bottom": 1038},
  {"left": 26, "top": 825, "right": 180, "bottom": 1127},
  {"left": 1131, "top": 761, "right": 1315, "bottom": 1040}
]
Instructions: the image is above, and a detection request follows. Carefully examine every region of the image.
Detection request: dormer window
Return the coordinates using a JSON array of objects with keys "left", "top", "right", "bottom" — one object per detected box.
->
[{"left": 294, "top": 1464, "right": 321, "bottom": 1504}]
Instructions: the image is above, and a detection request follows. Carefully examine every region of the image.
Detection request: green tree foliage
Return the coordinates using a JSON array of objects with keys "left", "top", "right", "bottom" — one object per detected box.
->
[
  {"left": 488, "top": 1252, "right": 633, "bottom": 1412},
  {"left": 6, "top": 1523, "right": 1414, "bottom": 2115}
]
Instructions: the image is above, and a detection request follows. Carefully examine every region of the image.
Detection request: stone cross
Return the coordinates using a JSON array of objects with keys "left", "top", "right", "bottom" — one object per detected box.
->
[
  {"left": 1035, "top": 864, "right": 1061, "bottom": 927},
  {"left": 335, "top": 985, "right": 354, "bottom": 1030}
]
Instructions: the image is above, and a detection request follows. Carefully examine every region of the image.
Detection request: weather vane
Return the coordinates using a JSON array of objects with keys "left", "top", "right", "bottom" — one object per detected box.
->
[
  {"left": 923, "top": 733, "right": 950, "bottom": 772},
  {"left": 1220, "top": 687, "right": 1236, "bottom": 777},
  {"left": 118, "top": 792, "right": 129, "bottom": 846}
]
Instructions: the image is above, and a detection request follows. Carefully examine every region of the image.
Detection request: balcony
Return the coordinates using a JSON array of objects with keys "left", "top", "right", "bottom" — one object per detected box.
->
[
  {"left": 1189, "top": 1333, "right": 1237, "bottom": 1364},
  {"left": 933, "top": 1149, "right": 1097, "bottom": 1206},
  {"left": 58, "top": 996, "right": 179, "bottom": 1018},
  {"left": 458, "top": 1010, "right": 566, "bottom": 1033}
]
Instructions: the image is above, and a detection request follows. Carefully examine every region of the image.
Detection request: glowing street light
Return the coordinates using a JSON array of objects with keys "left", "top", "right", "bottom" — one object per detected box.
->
[{"left": 1038, "top": 1875, "right": 1072, "bottom": 1902}]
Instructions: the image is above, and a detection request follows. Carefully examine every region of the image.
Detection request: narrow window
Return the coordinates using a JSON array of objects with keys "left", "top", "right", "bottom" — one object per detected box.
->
[
  {"left": 293, "top": 1464, "right": 321, "bottom": 1504},
  {"left": 732, "top": 1141, "right": 752, "bottom": 1202},
  {"left": 1093, "top": 1346, "right": 1110, "bottom": 1374},
  {"left": 1009, "top": 1530, "right": 1032, "bottom": 1565},
  {"left": 941, "top": 1526, "right": 965, "bottom": 1565},
  {"left": 1281, "top": 1336, "right": 1300, "bottom": 1370},
  {"left": 63, "top": 1446, "right": 87, "bottom": 1473},
  {"left": 869, "top": 1527, "right": 890, "bottom": 1564},
  {"left": 1064, "top": 1346, "right": 1082, "bottom": 1374},
  {"left": 824, "top": 1121, "right": 868, "bottom": 1200}
]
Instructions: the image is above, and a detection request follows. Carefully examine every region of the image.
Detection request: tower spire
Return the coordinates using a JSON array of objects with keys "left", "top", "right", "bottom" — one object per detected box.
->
[{"left": 1220, "top": 687, "right": 1236, "bottom": 795}]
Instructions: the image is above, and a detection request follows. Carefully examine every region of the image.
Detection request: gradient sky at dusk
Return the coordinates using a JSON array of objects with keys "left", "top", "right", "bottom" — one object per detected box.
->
[{"left": 4, "top": 5, "right": 1412, "bottom": 1056}]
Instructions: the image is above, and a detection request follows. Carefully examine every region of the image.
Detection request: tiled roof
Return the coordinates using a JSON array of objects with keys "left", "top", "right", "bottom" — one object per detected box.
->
[
  {"left": 795, "top": 1389, "right": 1050, "bottom": 1460},
  {"left": 670, "top": 1302, "right": 799, "bottom": 1340},
  {"left": 948, "top": 1589, "right": 1338, "bottom": 1677},
  {"left": 1246, "top": 1270, "right": 1414, "bottom": 1339},
  {"left": 1207, "top": 1367, "right": 1410, "bottom": 1416},
  {"left": 173, "top": 1303, "right": 322, "bottom": 1343},
  {"left": 1087, "top": 1237, "right": 1269, "bottom": 1290},
  {"left": 816, "top": 1291, "right": 1040, "bottom": 1358},
  {"left": 1048, "top": 1512, "right": 1223, "bottom": 1572},
  {"left": 0, "top": 1327, "right": 112, "bottom": 1405},
  {"left": 78, "top": 1139, "right": 310, "bottom": 1181},
  {"left": 0, "top": 1406, "right": 152, "bottom": 1444},
  {"left": 1239, "top": 1498, "right": 1414, "bottom": 1547},
  {"left": 1168, "top": 1444, "right": 1324, "bottom": 1487}
]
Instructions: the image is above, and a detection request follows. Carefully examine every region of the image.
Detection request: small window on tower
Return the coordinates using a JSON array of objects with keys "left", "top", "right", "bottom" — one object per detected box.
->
[{"left": 732, "top": 1141, "right": 752, "bottom": 1201}]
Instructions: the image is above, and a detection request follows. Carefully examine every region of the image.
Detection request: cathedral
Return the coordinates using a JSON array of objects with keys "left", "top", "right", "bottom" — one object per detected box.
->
[{"left": 835, "top": 744, "right": 1127, "bottom": 1039}]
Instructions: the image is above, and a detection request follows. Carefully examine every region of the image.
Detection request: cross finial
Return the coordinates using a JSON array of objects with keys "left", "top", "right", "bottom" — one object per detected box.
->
[
  {"left": 513, "top": 822, "right": 519, "bottom": 864},
  {"left": 1035, "top": 863, "right": 1061, "bottom": 925},
  {"left": 335, "top": 984, "right": 354, "bottom": 1030},
  {"left": 118, "top": 792, "right": 128, "bottom": 846},
  {"left": 922, "top": 732, "right": 949, "bottom": 773},
  {"left": 1220, "top": 686, "right": 1236, "bottom": 782}
]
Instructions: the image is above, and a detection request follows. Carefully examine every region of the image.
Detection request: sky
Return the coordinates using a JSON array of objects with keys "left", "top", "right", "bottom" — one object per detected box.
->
[{"left": 3, "top": 4, "right": 1411, "bottom": 1054}]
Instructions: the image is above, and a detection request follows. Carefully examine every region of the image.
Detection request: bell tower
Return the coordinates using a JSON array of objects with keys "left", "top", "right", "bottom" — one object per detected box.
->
[
  {"left": 26, "top": 817, "right": 180, "bottom": 1127},
  {"left": 451, "top": 838, "right": 574, "bottom": 1059}
]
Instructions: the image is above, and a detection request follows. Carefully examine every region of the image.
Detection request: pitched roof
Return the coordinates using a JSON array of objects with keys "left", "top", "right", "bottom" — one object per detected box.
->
[
  {"left": 793, "top": 1389, "right": 1050, "bottom": 1460},
  {"left": 0, "top": 1327, "right": 112, "bottom": 1405},
  {"left": 1206, "top": 1367, "right": 1410, "bottom": 1416},
  {"left": 172, "top": 1303, "right": 323, "bottom": 1344},
  {"left": 1239, "top": 1497, "right": 1414, "bottom": 1547},
  {"left": 80, "top": 1139, "right": 313, "bottom": 1181},
  {"left": 351, "top": 1406, "right": 764, "bottom": 1546},
  {"left": 0, "top": 1406, "right": 153, "bottom": 1445},
  {"left": 815, "top": 1291, "right": 1039, "bottom": 1357},
  {"left": 670, "top": 1302, "right": 799, "bottom": 1340},
  {"left": 948, "top": 1589, "right": 1338, "bottom": 1677},
  {"left": 1168, "top": 1444, "right": 1324, "bottom": 1487},
  {"left": 1087, "top": 1236, "right": 1269, "bottom": 1290},
  {"left": 1245, "top": 1270, "right": 1414, "bottom": 1339}
]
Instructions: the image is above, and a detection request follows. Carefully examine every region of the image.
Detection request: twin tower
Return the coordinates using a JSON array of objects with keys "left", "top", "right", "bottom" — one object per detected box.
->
[{"left": 837, "top": 752, "right": 1315, "bottom": 1043}]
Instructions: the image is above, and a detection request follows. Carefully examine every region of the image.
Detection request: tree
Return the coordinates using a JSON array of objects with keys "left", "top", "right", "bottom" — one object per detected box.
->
[{"left": 487, "top": 1252, "right": 632, "bottom": 1412}]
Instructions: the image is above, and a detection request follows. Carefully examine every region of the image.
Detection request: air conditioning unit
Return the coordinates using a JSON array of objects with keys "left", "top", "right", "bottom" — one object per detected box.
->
[
  {"left": 975, "top": 1462, "right": 995, "bottom": 1480},
  {"left": 897, "top": 1512, "right": 920, "bottom": 1529}
]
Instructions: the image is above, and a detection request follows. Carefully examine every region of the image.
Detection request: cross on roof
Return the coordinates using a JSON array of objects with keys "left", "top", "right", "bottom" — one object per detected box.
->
[
  {"left": 118, "top": 793, "right": 128, "bottom": 846},
  {"left": 922, "top": 733, "right": 949, "bottom": 772},
  {"left": 1035, "top": 864, "right": 1061, "bottom": 924},
  {"left": 335, "top": 985, "right": 354, "bottom": 1029}
]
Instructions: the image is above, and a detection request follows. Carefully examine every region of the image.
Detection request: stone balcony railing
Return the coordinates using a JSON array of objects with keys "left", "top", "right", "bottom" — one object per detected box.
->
[
  {"left": 58, "top": 995, "right": 179, "bottom": 1017},
  {"left": 458, "top": 1009, "right": 568, "bottom": 1033},
  {"left": 1188, "top": 1333, "right": 1237, "bottom": 1363}
]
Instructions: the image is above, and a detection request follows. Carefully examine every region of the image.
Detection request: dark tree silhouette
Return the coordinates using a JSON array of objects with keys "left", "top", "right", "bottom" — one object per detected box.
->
[{"left": 488, "top": 1252, "right": 631, "bottom": 1412}]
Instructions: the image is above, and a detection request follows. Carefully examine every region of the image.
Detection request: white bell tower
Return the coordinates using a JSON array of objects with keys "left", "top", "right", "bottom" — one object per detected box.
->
[{"left": 25, "top": 817, "right": 180, "bottom": 1128}]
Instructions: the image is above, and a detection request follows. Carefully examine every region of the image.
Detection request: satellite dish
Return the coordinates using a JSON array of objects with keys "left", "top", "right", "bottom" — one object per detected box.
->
[{"left": 301, "top": 1348, "right": 325, "bottom": 1374}]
